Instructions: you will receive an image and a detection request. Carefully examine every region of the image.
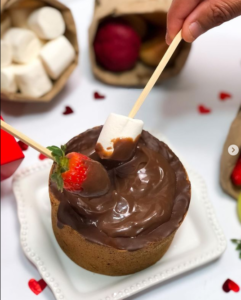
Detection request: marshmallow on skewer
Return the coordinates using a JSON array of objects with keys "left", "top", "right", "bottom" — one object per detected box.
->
[
  {"left": 1, "top": 66, "right": 18, "bottom": 93},
  {"left": 1, "top": 40, "right": 13, "bottom": 67},
  {"left": 95, "top": 113, "right": 144, "bottom": 161},
  {"left": 3, "top": 28, "right": 41, "bottom": 64},
  {"left": 15, "top": 59, "right": 53, "bottom": 98},
  {"left": 28, "top": 7, "right": 65, "bottom": 40},
  {"left": 40, "top": 36, "right": 75, "bottom": 80}
]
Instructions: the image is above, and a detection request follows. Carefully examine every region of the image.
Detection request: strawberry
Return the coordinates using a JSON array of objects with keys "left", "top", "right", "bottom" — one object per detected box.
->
[
  {"left": 231, "top": 155, "right": 241, "bottom": 186},
  {"left": 47, "top": 145, "right": 90, "bottom": 192}
]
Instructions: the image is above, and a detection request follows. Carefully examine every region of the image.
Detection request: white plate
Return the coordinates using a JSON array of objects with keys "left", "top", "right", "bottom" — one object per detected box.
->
[{"left": 12, "top": 143, "right": 226, "bottom": 300}]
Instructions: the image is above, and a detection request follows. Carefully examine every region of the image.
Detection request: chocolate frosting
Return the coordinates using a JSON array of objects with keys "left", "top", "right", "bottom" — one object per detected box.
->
[
  {"left": 49, "top": 127, "right": 191, "bottom": 251},
  {"left": 95, "top": 136, "right": 140, "bottom": 161}
]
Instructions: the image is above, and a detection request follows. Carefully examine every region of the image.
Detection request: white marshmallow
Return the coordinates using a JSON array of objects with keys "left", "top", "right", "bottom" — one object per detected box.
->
[
  {"left": 1, "top": 40, "right": 12, "bottom": 67},
  {"left": 40, "top": 36, "right": 75, "bottom": 80},
  {"left": 28, "top": 7, "right": 65, "bottom": 40},
  {"left": 1, "top": 65, "right": 18, "bottom": 93},
  {"left": 96, "top": 113, "right": 144, "bottom": 158},
  {"left": 1, "top": 13, "right": 11, "bottom": 36},
  {"left": 15, "top": 59, "right": 53, "bottom": 98},
  {"left": 3, "top": 28, "right": 41, "bottom": 64}
]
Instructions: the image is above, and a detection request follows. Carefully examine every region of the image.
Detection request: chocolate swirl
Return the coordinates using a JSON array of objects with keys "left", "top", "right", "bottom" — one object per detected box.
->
[{"left": 49, "top": 127, "right": 191, "bottom": 251}]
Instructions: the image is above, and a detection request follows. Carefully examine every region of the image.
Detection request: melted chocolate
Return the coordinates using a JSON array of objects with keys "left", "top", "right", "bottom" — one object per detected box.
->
[
  {"left": 80, "top": 160, "right": 110, "bottom": 197},
  {"left": 49, "top": 127, "right": 191, "bottom": 251},
  {"left": 95, "top": 136, "right": 140, "bottom": 161}
]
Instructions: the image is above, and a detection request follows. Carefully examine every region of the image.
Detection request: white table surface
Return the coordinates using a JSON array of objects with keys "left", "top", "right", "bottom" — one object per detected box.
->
[{"left": 1, "top": 1, "right": 241, "bottom": 300}]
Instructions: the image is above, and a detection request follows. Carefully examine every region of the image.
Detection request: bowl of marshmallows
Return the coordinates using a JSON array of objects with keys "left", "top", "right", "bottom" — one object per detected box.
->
[{"left": 1, "top": 0, "right": 79, "bottom": 102}]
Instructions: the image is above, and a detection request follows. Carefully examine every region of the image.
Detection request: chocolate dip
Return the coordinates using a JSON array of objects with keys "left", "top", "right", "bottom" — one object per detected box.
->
[
  {"left": 95, "top": 136, "right": 140, "bottom": 161},
  {"left": 78, "top": 160, "right": 110, "bottom": 197},
  {"left": 49, "top": 127, "right": 191, "bottom": 251}
]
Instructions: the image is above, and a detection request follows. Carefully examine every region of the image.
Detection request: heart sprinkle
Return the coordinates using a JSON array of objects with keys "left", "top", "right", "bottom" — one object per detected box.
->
[
  {"left": 39, "top": 154, "right": 47, "bottom": 160},
  {"left": 28, "top": 279, "right": 47, "bottom": 295},
  {"left": 18, "top": 141, "right": 29, "bottom": 151},
  {"left": 94, "top": 92, "right": 105, "bottom": 100},
  {"left": 219, "top": 92, "right": 232, "bottom": 101},
  {"left": 63, "top": 106, "right": 74, "bottom": 115},
  {"left": 222, "top": 279, "right": 240, "bottom": 293},
  {"left": 198, "top": 105, "right": 211, "bottom": 114}
]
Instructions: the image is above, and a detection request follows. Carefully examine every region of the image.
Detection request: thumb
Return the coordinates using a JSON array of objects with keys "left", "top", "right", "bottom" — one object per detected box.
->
[{"left": 182, "top": 0, "right": 241, "bottom": 42}]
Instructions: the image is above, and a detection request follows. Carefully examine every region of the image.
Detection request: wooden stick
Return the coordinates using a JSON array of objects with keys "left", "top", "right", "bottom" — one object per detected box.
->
[
  {"left": 0, "top": 120, "right": 53, "bottom": 159},
  {"left": 128, "top": 30, "right": 182, "bottom": 118}
]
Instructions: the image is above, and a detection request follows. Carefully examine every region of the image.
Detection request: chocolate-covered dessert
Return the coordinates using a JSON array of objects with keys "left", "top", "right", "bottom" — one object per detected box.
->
[{"left": 49, "top": 127, "right": 191, "bottom": 276}]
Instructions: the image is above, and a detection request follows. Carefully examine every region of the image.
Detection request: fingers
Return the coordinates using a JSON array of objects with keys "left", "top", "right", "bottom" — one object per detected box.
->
[
  {"left": 182, "top": 0, "right": 241, "bottom": 42},
  {"left": 166, "top": 0, "right": 202, "bottom": 44}
]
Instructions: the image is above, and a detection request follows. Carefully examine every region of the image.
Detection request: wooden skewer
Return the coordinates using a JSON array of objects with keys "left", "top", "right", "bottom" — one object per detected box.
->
[
  {"left": 128, "top": 30, "right": 183, "bottom": 118},
  {"left": 0, "top": 120, "right": 53, "bottom": 160}
]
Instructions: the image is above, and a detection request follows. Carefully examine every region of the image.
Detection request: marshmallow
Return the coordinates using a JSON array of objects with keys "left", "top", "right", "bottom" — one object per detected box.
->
[
  {"left": 1, "top": 66, "right": 18, "bottom": 93},
  {"left": 3, "top": 28, "right": 41, "bottom": 64},
  {"left": 1, "top": 40, "right": 12, "bottom": 67},
  {"left": 1, "top": 12, "right": 11, "bottom": 36},
  {"left": 15, "top": 59, "right": 53, "bottom": 98},
  {"left": 40, "top": 36, "right": 75, "bottom": 80},
  {"left": 28, "top": 7, "right": 65, "bottom": 40},
  {"left": 96, "top": 113, "right": 144, "bottom": 161}
]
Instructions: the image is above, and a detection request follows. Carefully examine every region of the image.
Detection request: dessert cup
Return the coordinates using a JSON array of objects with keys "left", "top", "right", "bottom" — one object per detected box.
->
[{"left": 49, "top": 127, "right": 191, "bottom": 276}]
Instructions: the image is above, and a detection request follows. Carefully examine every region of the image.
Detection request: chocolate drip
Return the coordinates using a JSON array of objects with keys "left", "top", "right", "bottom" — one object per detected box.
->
[
  {"left": 95, "top": 135, "right": 140, "bottom": 161},
  {"left": 49, "top": 127, "right": 191, "bottom": 251}
]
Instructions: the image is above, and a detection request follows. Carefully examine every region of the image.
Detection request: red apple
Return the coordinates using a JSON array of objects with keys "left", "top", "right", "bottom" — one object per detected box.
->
[{"left": 94, "top": 22, "right": 141, "bottom": 72}]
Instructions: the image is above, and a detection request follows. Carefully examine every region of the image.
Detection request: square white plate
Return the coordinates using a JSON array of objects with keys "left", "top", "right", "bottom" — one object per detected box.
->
[{"left": 12, "top": 140, "right": 226, "bottom": 300}]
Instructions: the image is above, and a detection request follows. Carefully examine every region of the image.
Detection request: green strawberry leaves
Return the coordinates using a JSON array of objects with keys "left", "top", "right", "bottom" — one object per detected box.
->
[
  {"left": 231, "top": 239, "right": 241, "bottom": 259},
  {"left": 47, "top": 145, "right": 69, "bottom": 192}
]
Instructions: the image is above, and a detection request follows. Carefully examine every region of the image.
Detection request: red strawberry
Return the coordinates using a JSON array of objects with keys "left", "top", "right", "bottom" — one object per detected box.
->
[
  {"left": 61, "top": 152, "right": 90, "bottom": 192},
  {"left": 231, "top": 155, "right": 241, "bottom": 186},
  {"left": 47, "top": 145, "right": 110, "bottom": 196}
]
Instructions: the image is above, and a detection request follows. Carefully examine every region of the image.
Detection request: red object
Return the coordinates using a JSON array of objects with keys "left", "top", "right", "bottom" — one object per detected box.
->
[
  {"left": 222, "top": 279, "right": 240, "bottom": 293},
  {"left": 94, "top": 22, "right": 141, "bottom": 72},
  {"left": 198, "top": 105, "right": 211, "bottom": 114},
  {"left": 1, "top": 116, "right": 24, "bottom": 181},
  {"left": 62, "top": 152, "right": 90, "bottom": 192},
  {"left": 38, "top": 154, "right": 47, "bottom": 160},
  {"left": 18, "top": 141, "right": 29, "bottom": 151},
  {"left": 28, "top": 278, "right": 47, "bottom": 295},
  {"left": 231, "top": 155, "right": 241, "bottom": 186},
  {"left": 94, "top": 91, "right": 105, "bottom": 99},
  {"left": 219, "top": 92, "right": 232, "bottom": 101},
  {"left": 63, "top": 106, "right": 74, "bottom": 115}
]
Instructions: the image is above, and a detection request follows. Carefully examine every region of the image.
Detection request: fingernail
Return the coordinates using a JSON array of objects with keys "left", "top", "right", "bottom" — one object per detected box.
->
[
  {"left": 189, "top": 22, "right": 204, "bottom": 41},
  {"left": 165, "top": 33, "right": 171, "bottom": 45}
]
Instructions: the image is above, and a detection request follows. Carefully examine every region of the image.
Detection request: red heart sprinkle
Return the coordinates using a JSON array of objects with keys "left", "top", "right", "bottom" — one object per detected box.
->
[
  {"left": 94, "top": 92, "right": 105, "bottom": 100},
  {"left": 28, "top": 279, "right": 47, "bottom": 295},
  {"left": 18, "top": 141, "right": 29, "bottom": 151},
  {"left": 219, "top": 92, "right": 232, "bottom": 101},
  {"left": 222, "top": 279, "right": 240, "bottom": 293},
  {"left": 198, "top": 105, "right": 211, "bottom": 114},
  {"left": 39, "top": 154, "right": 47, "bottom": 160},
  {"left": 63, "top": 106, "right": 74, "bottom": 115}
]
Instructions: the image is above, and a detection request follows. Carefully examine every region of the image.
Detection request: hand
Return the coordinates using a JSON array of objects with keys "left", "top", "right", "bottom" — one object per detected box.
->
[{"left": 166, "top": 0, "right": 241, "bottom": 44}]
